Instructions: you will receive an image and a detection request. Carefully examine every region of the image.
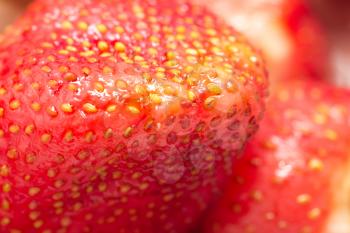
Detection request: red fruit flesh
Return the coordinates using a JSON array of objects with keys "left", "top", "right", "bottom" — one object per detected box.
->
[
  {"left": 0, "top": 0, "right": 267, "bottom": 232},
  {"left": 194, "top": 0, "right": 328, "bottom": 82},
  {"left": 203, "top": 81, "right": 350, "bottom": 233}
]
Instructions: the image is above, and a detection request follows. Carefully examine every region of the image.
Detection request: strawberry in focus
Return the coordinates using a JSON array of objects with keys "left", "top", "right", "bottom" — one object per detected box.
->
[
  {"left": 194, "top": 0, "right": 328, "bottom": 82},
  {"left": 202, "top": 81, "right": 350, "bottom": 233},
  {"left": 0, "top": 0, "right": 268, "bottom": 232}
]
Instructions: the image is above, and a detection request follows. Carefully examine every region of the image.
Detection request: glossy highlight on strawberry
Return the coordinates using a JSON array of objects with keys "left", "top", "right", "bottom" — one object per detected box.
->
[
  {"left": 202, "top": 81, "right": 350, "bottom": 233},
  {"left": 0, "top": 0, "right": 268, "bottom": 232}
]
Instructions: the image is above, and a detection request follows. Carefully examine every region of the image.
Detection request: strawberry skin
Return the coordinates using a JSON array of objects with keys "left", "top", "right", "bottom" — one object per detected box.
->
[
  {"left": 0, "top": 0, "right": 267, "bottom": 232},
  {"left": 202, "top": 81, "right": 350, "bottom": 233},
  {"left": 194, "top": 0, "right": 328, "bottom": 82}
]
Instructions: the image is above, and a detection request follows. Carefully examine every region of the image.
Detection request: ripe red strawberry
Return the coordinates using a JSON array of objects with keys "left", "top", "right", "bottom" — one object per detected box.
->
[
  {"left": 194, "top": 0, "right": 328, "bottom": 82},
  {"left": 202, "top": 81, "right": 350, "bottom": 233},
  {"left": 0, "top": 0, "right": 268, "bottom": 232}
]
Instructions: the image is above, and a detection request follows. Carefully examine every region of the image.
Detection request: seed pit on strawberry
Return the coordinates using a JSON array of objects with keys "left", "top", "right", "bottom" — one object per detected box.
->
[{"left": 0, "top": 0, "right": 267, "bottom": 232}]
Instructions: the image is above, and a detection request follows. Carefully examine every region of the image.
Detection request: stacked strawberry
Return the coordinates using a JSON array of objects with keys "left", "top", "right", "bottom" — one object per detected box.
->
[
  {"left": 0, "top": 0, "right": 268, "bottom": 232},
  {"left": 202, "top": 81, "right": 350, "bottom": 233}
]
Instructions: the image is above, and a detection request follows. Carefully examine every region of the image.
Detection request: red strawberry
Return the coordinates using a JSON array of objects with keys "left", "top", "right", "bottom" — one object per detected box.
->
[
  {"left": 194, "top": 0, "right": 328, "bottom": 82},
  {"left": 0, "top": 0, "right": 268, "bottom": 232},
  {"left": 202, "top": 81, "right": 350, "bottom": 233}
]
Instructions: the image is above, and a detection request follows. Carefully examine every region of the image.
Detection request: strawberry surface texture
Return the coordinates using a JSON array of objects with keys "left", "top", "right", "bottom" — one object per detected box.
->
[{"left": 0, "top": 0, "right": 268, "bottom": 233}]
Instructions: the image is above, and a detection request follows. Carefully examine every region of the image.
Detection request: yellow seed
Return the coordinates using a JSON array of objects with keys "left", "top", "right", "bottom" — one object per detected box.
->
[
  {"left": 47, "top": 169, "right": 56, "bottom": 178},
  {"left": 0, "top": 217, "right": 10, "bottom": 226},
  {"left": 120, "top": 185, "right": 130, "bottom": 193},
  {"left": 0, "top": 130, "right": 3, "bottom": 138},
  {"left": 1, "top": 199, "right": 10, "bottom": 210},
  {"left": 26, "top": 153, "right": 36, "bottom": 164},
  {"left": 83, "top": 103, "right": 98, "bottom": 114},
  {"left": 61, "top": 217, "right": 71, "bottom": 227},
  {"left": 64, "top": 72, "right": 77, "bottom": 82},
  {"left": 207, "top": 83, "right": 222, "bottom": 95},
  {"left": 9, "top": 100, "right": 20, "bottom": 110},
  {"left": 41, "top": 66, "right": 51, "bottom": 73},
  {"left": 9, "top": 125, "right": 20, "bottom": 134},
  {"left": 187, "top": 91, "right": 196, "bottom": 102},
  {"left": 25, "top": 124, "right": 35, "bottom": 135},
  {"left": 13, "top": 83, "right": 24, "bottom": 91},
  {"left": 48, "top": 80, "right": 58, "bottom": 88},
  {"left": 61, "top": 21, "right": 73, "bottom": 30},
  {"left": 163, "top": 194, "right": 174, "bottom": 202},
  {"left": 82, "top": 67, "right": 91, "bottom": 75},
  {"left": 64, "top": 131, "right": 73, "bottom": 142},
  {"left": 77, "top": 21, "right": 88, "bottom": 31},
  {"left": 7, "top": 149, "right": 17, "bottom": 159},
  {"left": 0, "top": 87, "right": 6, "bottom": 95},
  {"left": 251, "top": 190, "right": 263, "bottom": 202},
  {"left": 98, "top": 41, "right": 109, "bottom": 52},
  {"left": 155, "top": 71, "right": 165, "bottom": 79},
  {"left": 149, "top": 94, "right": 162, "bottom": 105},
  {"left": 96, "top": 24, "right": 108, "bottom": 34},
  {"left": 0, "top": 165, "right": 9, "bottom": 177},
  {"left": 29, "top": 187, "right": 40, "bottom": 196},
  {"left": 314, "top": 113, "right": 326, "bottom": 125},
  {"left": 325, "top": 129, "right": 338, "bottom": 141},
  {"left": 61, "top": 103, "right": 73, "bottom": 113},
  {"left": 66, "top": 45, "right": 77, "bottom": 52},
  {"left": 33, "top": 220, "right": 44, "bottom": 229},
  {"left": 104, "top": 128, "right": 113, "bottom": 139},
  {"left": 123, "top": 127, "right": 133, "bottom": 138},
  {"left": 127, "top": 106, "right": 140, "bottom": 114},
  {"left": 308, "top": 158, "right": 324, "bottom": 171},
  {"left": 204, "top": 97, "right": 216, "bottom": 109},
  {"left": 93, "top": 82, "right": 105, "bottom": 92},
  {"left": 98, "top": 183, "right": 107, "bottom": 192},
  {"left": 31, "top": 102, "right": 41, "bottom": 112},
  {"left": 103, "top": 66, "right": 113, "bottom": 74},
  {"left": 67, "top": 83, "right": 78, "bottom": 92},
  {"left": 2, "top": 183, "right": 11, "bottom": 193},
  {"left": 106, "top": 104, "right": 117, "bottom": 113},
  {"left": 46, "top": 106, "right": 58, "bottom": 117},
  {"left": 41, "top": 133, "right": 52, "bottom": 144},
  {"left": 185, "top": 48, "right": 198, "bottom": 56},
  {"left": 114, "top": 42, "right": 126, "bottom": 52},
  {"left": 79, "top": 50, "right": 95, "bottom": 57},
  {"left": 0, "top": 108, "right": 3, "bottom": 117},
  {"left": 115, "top": 26, "right": 125, "bottom": 34},
  {"left": 297, "top": 194, "right": 311, "bottom": 204},
  {"left": 135, "top": 85, "right": 147, "bottom": 95},
  {"left": 308, "top": 208, "right": 321, "bottom": 220},
  {"left": 116, "top": 80, "right": 127, "bottom": 89}
]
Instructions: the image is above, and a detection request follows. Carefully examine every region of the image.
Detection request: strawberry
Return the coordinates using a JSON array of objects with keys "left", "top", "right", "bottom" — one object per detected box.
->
[
  {"left": 0, "top": 0, "right": 268, "bottom": 232},
  {"left": 202, "top": 81, "right": 350, "bottom": 233},
  {"left": 194, "top": 0, "right": 328, "bottom": 82}
]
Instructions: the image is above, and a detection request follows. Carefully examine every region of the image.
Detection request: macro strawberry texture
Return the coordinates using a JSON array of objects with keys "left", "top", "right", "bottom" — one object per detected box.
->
[
  {"left": 0, "top": 0, "right": 268, "bottom": 232},
  {"left": 202, "top": 81, "right": 350, "bottom": 233}
]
